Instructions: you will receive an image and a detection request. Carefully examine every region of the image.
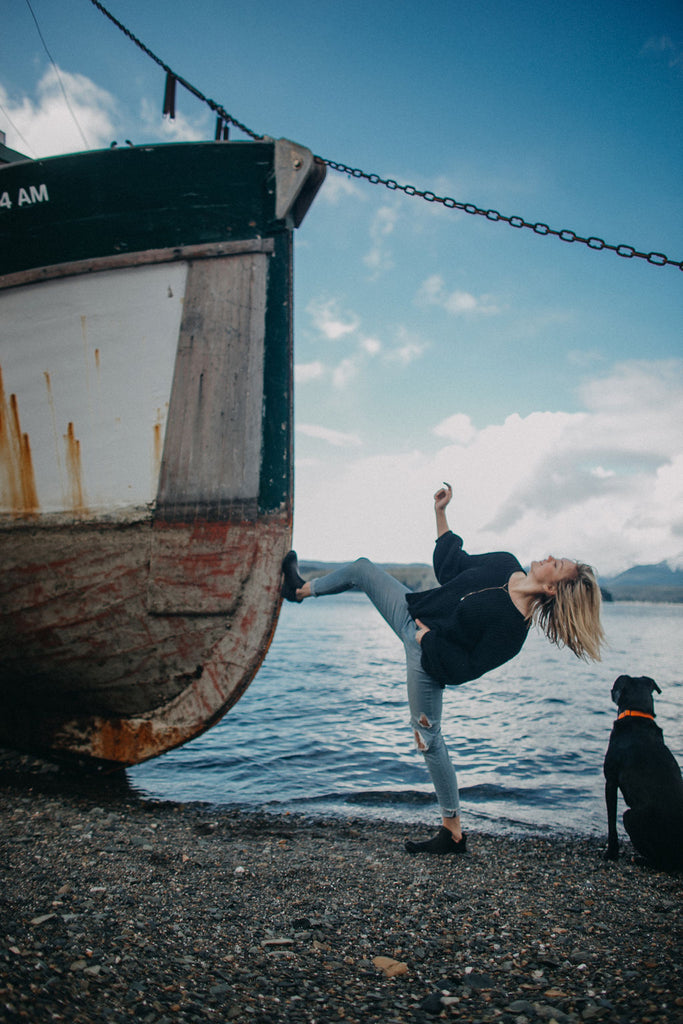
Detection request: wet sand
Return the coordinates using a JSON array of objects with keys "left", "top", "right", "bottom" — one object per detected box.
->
[{"left": 1, "top": 750, "right": 681, "bottom": 1023}]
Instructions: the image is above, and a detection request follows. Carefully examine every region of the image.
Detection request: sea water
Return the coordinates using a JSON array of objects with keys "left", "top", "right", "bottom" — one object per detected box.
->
[{"left": 130, "top": 598, "right": 683, "bottom": 839}]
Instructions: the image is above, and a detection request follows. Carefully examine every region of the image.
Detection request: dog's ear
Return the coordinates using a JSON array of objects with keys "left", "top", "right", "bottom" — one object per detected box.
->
[
  {"left": 611, "top": 675, "right": 629, "bottom": 704},
  {"left": 644, "top": 676, "right": 662, "bottom": 695}
]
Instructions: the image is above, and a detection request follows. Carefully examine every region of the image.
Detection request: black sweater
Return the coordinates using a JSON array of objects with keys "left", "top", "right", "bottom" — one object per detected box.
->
[{"left": 405, "top": 531, "right": 529, "bottom": 687}]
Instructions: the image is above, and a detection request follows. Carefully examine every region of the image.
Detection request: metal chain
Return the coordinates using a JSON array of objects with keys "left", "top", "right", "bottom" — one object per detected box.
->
[
  {"left": 318, "top": 157, "right": 682, "bottom": 271},
  {"left": 87, "top": 0, "right": 263, "bottom": 141},
  {"left": 88, "top": 0, "right": 681, "bottom": 272}
]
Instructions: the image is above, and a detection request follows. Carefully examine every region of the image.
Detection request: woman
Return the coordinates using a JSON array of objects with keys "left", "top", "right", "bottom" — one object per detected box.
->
[{"left": 281, "top": 483, "right": 604, "bottom": 856}]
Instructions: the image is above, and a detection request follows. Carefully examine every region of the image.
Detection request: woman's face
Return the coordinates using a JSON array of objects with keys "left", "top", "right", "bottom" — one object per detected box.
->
[{"left": 528, "top": 556, "right": 578, "bottom": 593}]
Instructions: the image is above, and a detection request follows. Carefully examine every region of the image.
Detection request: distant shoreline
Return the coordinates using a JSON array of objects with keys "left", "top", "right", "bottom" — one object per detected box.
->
[{"left": 299, "top": 562, "right": 683, "bottom": 603}]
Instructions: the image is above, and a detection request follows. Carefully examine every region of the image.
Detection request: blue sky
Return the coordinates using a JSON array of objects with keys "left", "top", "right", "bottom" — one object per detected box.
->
[{"left": 2, "top": 0, "right": 681, "bottom": 575}]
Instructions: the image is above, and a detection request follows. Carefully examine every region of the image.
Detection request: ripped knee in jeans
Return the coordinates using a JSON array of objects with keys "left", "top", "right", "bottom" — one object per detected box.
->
[{"left": 414, "top": 713, "right": 432, "bottom": 752}]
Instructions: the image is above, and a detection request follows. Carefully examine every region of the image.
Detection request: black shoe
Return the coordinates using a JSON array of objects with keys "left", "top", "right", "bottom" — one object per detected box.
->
[
  {"left": 405, "top": 826, "right": 467, "bottom": 856},
  {"left": 281, "top": 550, "right": 305, "bottom": 602}
]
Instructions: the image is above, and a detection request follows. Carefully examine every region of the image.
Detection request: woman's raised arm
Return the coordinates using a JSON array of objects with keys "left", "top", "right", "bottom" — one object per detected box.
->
[{"left": 434, "top": 482, "right": 453, "bottom": 538}]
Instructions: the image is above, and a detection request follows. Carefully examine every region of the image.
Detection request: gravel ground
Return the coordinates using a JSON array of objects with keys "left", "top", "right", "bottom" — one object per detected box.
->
[{"left": 1, "top": 752, "right": 681, "bottom": 1024}]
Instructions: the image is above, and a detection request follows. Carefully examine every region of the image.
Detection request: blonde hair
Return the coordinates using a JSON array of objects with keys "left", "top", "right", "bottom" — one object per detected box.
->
[{"left": 529, "top": 562, "right": 605, "bottom": 662}]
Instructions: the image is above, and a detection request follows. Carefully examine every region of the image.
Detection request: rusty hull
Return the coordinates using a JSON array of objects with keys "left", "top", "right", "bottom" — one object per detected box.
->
[{"left": 0, "top": 512, "right": 289, "bottom": 765}]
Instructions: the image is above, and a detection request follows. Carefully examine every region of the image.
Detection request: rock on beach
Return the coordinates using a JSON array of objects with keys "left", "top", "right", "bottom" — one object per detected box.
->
[{"left": 0, "top": 751, "right": 681, "bottom": 1024}]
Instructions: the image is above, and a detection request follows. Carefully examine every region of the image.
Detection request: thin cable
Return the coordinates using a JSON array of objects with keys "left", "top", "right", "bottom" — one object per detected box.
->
[
  {"left": 25, "top": 0, "right": 90, "bottom": 149},
  {"left": 0, "top": 101, "right": 37, "bottom": 158},
  {"left": 87, "top": 0, "right": 262, "bottom": 140}
]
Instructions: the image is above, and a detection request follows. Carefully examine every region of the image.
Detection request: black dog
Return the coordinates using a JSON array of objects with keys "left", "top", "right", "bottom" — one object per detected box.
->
[{"left": 604, "top": 675, "right": 683, "bottom": 870}]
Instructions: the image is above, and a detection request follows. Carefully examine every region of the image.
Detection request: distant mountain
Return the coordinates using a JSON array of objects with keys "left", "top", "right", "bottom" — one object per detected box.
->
[
  {"left": 600, "top": 561, "right": 683, "bottom": 603},
  {"left": 300, "top": 560, "right": 683, "bottom": 603},
  {"left": 602, "top": 562, "right": 683, "bottom": 587}
]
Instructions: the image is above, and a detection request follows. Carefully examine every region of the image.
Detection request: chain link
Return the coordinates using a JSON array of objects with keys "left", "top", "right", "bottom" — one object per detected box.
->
[
  {"left": 88, "top": 0, "right": 264, "bottom": 141},
  {"left": 318, "top": 158, "right": 682, "bottom": 271},
  {"left": 89, "top": 0, "right": 681, "bottom": 272}
]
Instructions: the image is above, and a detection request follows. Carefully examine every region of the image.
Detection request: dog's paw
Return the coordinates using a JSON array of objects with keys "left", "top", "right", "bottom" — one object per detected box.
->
[{"left": 604, "top": 844, "right": 619, "bottom": 861}]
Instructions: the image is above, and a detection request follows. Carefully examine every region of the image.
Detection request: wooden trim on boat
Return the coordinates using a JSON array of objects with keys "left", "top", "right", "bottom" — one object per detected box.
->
[
  {"left": 0, "top": 238, "right": 275, "bottom": 292},
  {"left": 155, "top": 253, "right": 268, "bottom": 523}
]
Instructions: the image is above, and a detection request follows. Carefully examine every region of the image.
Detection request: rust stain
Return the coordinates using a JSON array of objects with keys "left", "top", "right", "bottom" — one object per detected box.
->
[
  {"left": 44, "top": 370, "right": 65, "bottom": 491},
  {"left": 91, "top": 718, "right": 186, "bottom": 766},
  {"left": 64, "top": 421, "right": 88, "bottom": 514},
  {"left": 94, "top": 348, "right": 102, "bottom": 399},
  {"left": 0, "top": 366, "right": 19, "bottom": 509},
  {"left": 0, "top": 365, "right": 40, "bottom": 516},
  {"left": 94, "top": 347, "right": 102, "bottom": 398},
  {"left": 12, "top": 398, "right": 39, "bottom": 512},
  {"left": 152, "top": 408, "right": 163, "bottom": 483}
]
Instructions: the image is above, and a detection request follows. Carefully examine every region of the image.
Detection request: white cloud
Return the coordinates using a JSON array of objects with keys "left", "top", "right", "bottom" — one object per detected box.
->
[
  {"left": 306, "top": 298, "right": 360, "bottom": 340},
  {"left": 641, "top": 35, "right": 683, "bottom": 70},
  {"left": 295, "top": 360, "right": 325, "bottom": 384},
  {"left": 332, "top": 357, "right": 358, "bottom": 389},
  {"left": 416, "top": 274, "right": 501, "bottom": 316},
  {"left": 305, "top": 299, "right": 425, "bottom": 374},
  {"left": 1, "top": 66, "right": 117, "bottom": 156},
  {"left": 292, "top": 359, "right": 683, "bottom": 575},
  {"left": 318, "top": 172, "right": 366, "bottom": 204},
  {"left": 417, "top": 275, "right": 444, "bottom": 303},
  {"left": 297, "top": 424, "right": 362, "bottom": 448},
  {"left": 139, "top": 97, "right": 208, "bottom": 143},
  {"left": 361, "top": 336, "right": 382, "bottom": 356},
  {"left": 0, "top": 67, "right": 217, "bottom": 159},
  {"left": 384, "top": 327, "right": 427, "bottom": 365},
  {"left": 434, "top": 413, "right": 476, "bottom": 445},
  {"left": 364, "top": 204, "right": 398, "bottom": 274},
  {"left": 579, "top": 359, "right": 682, "bottom": 440},
  {"left": 387, "top": 342, "right": 425, "bottom": 365},
  {"left": 445, "top": 291, "right": 478, "bottom": 314},
  {"left": 301, "top": 297, "right": 428, "bottom": 388}
]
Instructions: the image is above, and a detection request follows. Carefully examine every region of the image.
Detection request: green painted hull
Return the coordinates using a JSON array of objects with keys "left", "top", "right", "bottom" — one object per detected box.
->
[{"left": 0, "top": 140, "right": 319, "bottom": 274}]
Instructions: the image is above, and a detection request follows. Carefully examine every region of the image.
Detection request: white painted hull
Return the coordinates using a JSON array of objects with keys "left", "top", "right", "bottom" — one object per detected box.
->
[{"left": 1, "top": 263, "right": 185, "bottom": 516}]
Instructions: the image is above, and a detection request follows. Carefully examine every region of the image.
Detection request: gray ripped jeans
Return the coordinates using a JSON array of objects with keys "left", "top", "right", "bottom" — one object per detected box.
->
[{"left": 310, "top": 558, "right": 460, "bottom": 818}]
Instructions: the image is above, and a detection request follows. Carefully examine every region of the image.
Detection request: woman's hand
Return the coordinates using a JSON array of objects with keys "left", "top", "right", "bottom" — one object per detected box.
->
[
  {"left": 434, "top": 481, "right": 452, "bottom": 511},
  {"left": 415, "top": 618, "right": 430, "bottom": 645},
  {"left": 434, "top": 481, "right": 452, "bottom": 537}
]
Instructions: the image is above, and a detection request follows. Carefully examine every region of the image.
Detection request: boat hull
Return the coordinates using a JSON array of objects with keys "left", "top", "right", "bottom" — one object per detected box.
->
[{"left": 0, "top": 139, "right": 324, "bottom": 765}]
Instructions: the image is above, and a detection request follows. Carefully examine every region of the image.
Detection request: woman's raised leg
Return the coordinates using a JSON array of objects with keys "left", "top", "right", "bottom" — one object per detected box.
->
[{"left": 309, "top": 557, "right": 412, "bottom": 638}]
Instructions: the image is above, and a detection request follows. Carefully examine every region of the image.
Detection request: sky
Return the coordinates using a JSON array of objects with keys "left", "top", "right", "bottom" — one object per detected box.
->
[{"left": 1, "top": 0, "right": 681, "bottom": 577}]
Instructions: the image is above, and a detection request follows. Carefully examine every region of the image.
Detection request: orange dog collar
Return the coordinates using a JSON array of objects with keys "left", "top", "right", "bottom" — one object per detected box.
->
[{"left": 617, "top": 709, "right": 655, "bottom": 721}]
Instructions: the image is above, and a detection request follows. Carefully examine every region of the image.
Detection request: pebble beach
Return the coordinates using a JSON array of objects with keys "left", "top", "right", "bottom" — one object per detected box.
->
[{"left": 1, "top": 751, "right": 681, "bottom": 1024}]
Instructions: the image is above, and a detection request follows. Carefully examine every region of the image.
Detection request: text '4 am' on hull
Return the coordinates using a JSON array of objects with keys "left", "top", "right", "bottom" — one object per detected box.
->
[{"left": 0, "top": 137, "right": 325, "bottom": 767}]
